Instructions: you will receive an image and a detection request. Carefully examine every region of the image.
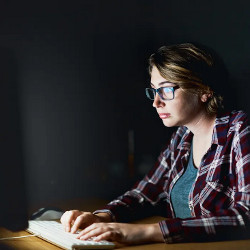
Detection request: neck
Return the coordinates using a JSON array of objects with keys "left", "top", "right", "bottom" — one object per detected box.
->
[{"left": 186, "top": 111, "right": 216, "bottom": 138}]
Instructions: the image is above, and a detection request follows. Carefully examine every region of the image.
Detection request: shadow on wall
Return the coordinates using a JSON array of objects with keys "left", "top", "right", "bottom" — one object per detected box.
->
[{"left": 0, "top": 47, "right": 28, "bottom": 230}]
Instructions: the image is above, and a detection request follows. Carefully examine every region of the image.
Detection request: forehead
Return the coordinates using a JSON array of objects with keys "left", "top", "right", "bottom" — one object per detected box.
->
[{"left": 150, "top": 66, "right": 174, "bottom": 88}]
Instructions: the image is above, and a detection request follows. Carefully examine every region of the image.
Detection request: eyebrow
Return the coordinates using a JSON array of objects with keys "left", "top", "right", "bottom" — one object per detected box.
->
[{"left": 150, "top": 81, "right": 175, "bottom": 88}]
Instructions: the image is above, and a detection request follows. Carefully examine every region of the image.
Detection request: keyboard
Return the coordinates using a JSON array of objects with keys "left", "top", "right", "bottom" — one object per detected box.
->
[{"left": 26, "top": 220, "right": 115, "bottom": 249}]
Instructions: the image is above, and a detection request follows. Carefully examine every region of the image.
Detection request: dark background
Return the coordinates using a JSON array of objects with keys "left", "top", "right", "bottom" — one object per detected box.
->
[{"left": 0, "top": 0, "right": 249, "bottom": 212}]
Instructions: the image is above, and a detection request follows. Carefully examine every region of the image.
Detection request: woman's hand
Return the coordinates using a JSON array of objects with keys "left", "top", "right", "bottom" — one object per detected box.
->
[
  {"left": 76, "top": 222, "right": 164, "bottom": 244},
  {"left": 60, "top": 210, "right": 111, "bottom": 233}
]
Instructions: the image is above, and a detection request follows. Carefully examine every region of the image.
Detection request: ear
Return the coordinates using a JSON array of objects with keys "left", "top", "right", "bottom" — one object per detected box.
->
[{"left": 200, "top": 93, "right": 210, "bottom": 103}]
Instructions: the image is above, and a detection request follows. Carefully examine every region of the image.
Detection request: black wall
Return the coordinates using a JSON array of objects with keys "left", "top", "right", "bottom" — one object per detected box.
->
[{"left": 0, "top": 1, "right": 249, "bottom": 209}]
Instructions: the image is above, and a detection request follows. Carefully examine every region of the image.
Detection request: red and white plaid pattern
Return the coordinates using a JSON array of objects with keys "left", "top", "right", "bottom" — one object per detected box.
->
[{"left": 95, "top": 110, "right": 250, "bottom": 243}]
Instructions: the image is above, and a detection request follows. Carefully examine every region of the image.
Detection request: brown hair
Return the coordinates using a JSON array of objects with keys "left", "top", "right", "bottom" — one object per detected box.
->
[{"left": 148, "top": 43, "right": 224, "bottom": 115}]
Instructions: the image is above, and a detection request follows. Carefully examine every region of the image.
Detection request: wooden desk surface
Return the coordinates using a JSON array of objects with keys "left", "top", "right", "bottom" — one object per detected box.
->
[
  {"left": 0, "top": 226, "right": 249, "bottom": 250},
  {"left": 0, "top": 198, "right": 249, "bottom": 249}
]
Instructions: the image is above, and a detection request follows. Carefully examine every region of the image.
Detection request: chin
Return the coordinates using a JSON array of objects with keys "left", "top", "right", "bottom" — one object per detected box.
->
[{"left": 162, "top": 119, "right": 178, "bottom": 127}]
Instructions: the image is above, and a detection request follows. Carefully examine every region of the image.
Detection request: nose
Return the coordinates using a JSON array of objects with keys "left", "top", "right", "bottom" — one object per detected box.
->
[{"left": 152, "top": 93, "right": 165, "bottom": 108}]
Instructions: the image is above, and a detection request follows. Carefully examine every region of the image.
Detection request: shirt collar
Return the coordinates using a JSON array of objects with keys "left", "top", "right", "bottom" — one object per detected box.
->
[{"left": 211, "top": 112, "right": 230, "bottom": 146}]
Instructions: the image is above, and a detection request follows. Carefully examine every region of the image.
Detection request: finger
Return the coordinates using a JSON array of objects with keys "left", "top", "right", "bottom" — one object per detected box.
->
[
  {"left": 60, "top": 212, "right": 66, "bottom": 225},
  {"left": 72, "top": 213, "right": 99, "bottom": 234},
  {"left": 60, "top": 211, "right": 69, "bottom": 225},
  {"left": 62, "top": 211, "right": 79, "bottom": 232},
  {"left": 79, "top": 227, "right": 104, "bottom": 241},
  {"left": 76, "top": 223, "right": 97, "bottom": 239},
  {"left": 60, "top": 211, "right": 72, "bottom": 232},
  {"left": 71, "top": 214, "right": 89, "bottom": 233},
  {"left": 94, "top": 231, "right": 114, "bottom": 242}
]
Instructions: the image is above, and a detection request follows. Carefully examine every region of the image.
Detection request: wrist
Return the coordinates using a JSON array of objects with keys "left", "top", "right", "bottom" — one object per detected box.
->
[
  {"left": 145, "top": 223, "right": 164, "bottom": 243},
  {"left": 94, "top": 212, "right": 112, "bottom": 223}
]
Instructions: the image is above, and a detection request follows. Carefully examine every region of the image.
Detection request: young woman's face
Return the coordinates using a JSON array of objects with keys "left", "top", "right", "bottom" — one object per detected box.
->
[{"left": 150, "top": 66, "right": 203, "bottom": 128}]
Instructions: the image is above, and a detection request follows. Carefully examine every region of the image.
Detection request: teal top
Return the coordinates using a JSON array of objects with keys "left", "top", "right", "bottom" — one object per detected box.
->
[{"left": 170, "top": 144, "right": 198, "bottom": 218}]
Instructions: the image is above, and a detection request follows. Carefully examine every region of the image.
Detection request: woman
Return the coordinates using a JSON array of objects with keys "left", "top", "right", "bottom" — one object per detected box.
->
[{"left": 61, "top": 43, "right": 250, "bottom": 244}]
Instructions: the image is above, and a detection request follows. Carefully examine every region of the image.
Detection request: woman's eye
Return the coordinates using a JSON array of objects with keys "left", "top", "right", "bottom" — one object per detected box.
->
[{"left": 163, "top": 88, "right": 172, "bottom": 93}]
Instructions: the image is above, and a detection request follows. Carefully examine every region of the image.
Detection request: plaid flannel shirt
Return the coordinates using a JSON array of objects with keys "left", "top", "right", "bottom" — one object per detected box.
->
[{"left": 94, "top": 110, "right": 250, "bottom": 243}]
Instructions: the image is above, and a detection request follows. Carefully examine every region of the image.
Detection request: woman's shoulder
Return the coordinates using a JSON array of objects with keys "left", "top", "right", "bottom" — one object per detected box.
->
[
  {"left": 216, "top": 110, "right": 249, "bottom": 137},
  {"left": 217, "top": 110, "right": 249, "bottom": 124},
  {"left": 230, "top": 110, "right": 248, "bottom": 120}
]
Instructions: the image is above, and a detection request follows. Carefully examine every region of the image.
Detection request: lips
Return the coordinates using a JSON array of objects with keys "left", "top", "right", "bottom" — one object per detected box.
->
[{"left": 159, "top": 113, "right": 171, "bottom": 119}]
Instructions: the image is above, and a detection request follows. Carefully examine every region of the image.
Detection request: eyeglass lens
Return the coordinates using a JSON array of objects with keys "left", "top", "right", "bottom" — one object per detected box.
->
[{"left": 146, "top": 87, "right": 174, "bottom": 100}]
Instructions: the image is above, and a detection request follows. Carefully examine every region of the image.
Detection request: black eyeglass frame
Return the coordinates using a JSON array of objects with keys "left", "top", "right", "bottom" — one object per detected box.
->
[{"left": 145, "top": 86, "right": 180, "bottom": 101}]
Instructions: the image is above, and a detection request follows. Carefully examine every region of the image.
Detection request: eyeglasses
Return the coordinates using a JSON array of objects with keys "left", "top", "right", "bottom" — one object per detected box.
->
[{"left": 145, "top": 86, "right": 180, "bottom": 101}]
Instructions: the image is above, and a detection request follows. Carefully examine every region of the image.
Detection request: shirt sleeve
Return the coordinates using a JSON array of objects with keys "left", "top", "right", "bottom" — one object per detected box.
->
[
  {"left": 159, "top": 116, "right": 250, "bottom": 243},
  {"left": 94, "top": 137, "right": 175, "bottom": 222}
]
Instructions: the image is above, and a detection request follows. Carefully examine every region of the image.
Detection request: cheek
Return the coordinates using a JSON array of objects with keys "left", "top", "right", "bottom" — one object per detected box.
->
[
  {"left": 188, "top": 96, "right": 199, "bottom": 109},
  {"left": 185, "top": 92, "right": 199, "bottom": 105},
  {"left": 178, "top": 94, "right": 199, "bottom": 114}
]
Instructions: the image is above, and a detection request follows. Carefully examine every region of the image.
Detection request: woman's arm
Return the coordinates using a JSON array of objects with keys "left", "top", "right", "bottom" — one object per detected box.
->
[
  {"left": 76, "top": 222, "right": 165, "bottom": 244},
  {"left": 159, "top": 208, "right": 250, "bottom": 243},
  {"left": 93, "top": 149, "right": 173, "bottom": 223}
]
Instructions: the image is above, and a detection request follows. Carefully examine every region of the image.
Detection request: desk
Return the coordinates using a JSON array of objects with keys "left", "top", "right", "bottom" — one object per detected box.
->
[
  {"left": 0, "top": 227, "right": 250, "bottom": 250},
  {"left": 0, "top": 199, "right": 250, "bottom": 249}
]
